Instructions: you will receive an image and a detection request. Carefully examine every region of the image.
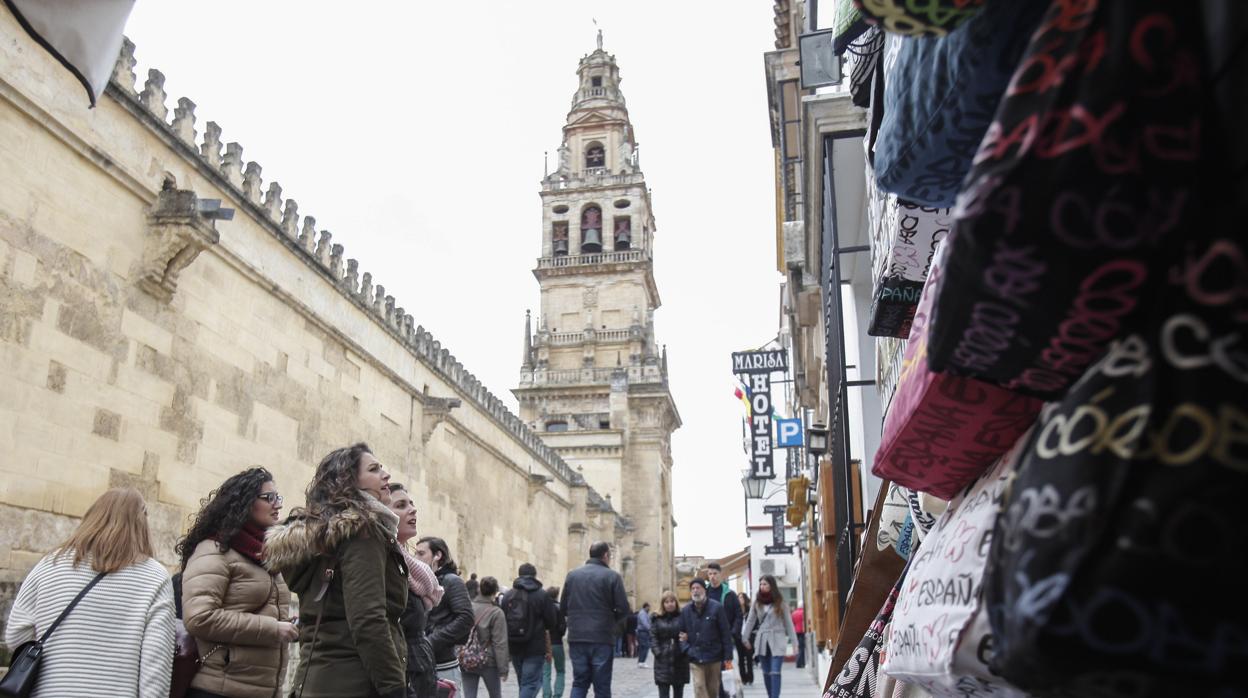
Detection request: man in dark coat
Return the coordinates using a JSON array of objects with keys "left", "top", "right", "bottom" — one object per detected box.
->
[
  {"left": 679, "top": 578, "right": 732, "bottom": 698},
  {"left": 704, "top": 563, "right": 741, "bottom": 698},
  {"left": 504, "top": 563, "right": 558, "bottom": 698},
  {"left": 561, "top": 541, "right": 631, "bottom": 698}
]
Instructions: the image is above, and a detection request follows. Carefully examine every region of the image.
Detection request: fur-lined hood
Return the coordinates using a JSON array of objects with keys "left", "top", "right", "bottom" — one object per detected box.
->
[{"left": 264, "top": 491, "right": 398, "bottom": 575}]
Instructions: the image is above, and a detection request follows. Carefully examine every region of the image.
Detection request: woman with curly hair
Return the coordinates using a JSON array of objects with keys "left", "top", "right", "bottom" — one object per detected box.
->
[
  {"left": 265, "top": 443, "right": 408, "bottom": 698},
  {"left": 177, "top": 467, "right": 295, "bottom": 698}
]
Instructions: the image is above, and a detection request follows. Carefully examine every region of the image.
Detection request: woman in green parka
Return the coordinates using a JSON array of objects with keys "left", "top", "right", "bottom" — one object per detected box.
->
[{"left": 265, "top": 443, "right": 408, "bottom": 698}]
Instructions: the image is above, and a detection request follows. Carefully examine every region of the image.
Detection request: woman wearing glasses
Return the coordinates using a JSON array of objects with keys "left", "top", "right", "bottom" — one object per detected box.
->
[{"left": 177, "top": 467, "right": 296, "bottom": 697}]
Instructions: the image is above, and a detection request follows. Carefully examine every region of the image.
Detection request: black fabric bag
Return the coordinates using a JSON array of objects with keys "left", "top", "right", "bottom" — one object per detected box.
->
[
  {"left": 982, "top": 224, "right": 1248, "bottom": 696},
  {"left": 926, "top": 0, "right": 1205, "bottom": 399},
  {"left": 0, "top": 572, "right": 105, "bottom": 698}
]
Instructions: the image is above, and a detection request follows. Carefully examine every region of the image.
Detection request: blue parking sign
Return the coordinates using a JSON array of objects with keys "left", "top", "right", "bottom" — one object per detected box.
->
[{"left": 775, "top": 418, "right": 803, "bottom": 448}]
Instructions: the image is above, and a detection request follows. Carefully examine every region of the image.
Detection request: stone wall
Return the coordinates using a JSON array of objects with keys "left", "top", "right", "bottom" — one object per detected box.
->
[{"left": 0, "top": 13, "right": 627, "bottom": 653}]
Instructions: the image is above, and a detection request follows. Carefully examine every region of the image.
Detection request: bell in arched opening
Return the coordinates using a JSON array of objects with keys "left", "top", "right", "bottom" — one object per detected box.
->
[
  {"left": 581, "top": 206, "right": 603, "bottom": 253},
  {"left": 613, "top": 217, "right": 631, "bottom": 251},
  {"left": 552, "top": 221, "right": 569, "bottom": 256}
]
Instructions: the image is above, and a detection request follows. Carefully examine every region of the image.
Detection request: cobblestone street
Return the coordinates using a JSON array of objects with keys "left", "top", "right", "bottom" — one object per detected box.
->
[{"left": 498, "top": 657, "right": 823, "bottom": 698}]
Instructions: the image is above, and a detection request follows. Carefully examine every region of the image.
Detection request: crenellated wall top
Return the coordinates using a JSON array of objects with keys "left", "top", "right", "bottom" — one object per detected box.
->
[{"left": 107, "top": 37, "right": 586, "bottom": 487}]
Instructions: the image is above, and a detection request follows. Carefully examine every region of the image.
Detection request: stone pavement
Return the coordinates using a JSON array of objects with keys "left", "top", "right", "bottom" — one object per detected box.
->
[{"left": 497, "top": 657, "right": 823, "bottom": 698}]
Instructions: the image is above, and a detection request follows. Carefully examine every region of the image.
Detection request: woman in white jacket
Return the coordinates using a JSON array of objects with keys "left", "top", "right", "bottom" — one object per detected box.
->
[
  {"left": 741, "top": 575, "right": 797, "bottom": 698},
  {"left": 4, "top": 487, "right": 175, "bottom": 698}
]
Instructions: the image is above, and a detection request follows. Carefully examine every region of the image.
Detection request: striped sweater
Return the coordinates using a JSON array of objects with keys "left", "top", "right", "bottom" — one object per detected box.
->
[{"left": 4, "top": 553, "right": 175, "bottom": 698}]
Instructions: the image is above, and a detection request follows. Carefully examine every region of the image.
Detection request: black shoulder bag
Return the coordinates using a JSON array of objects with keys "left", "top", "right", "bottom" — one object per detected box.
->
[{"left": 0, "top": 572, "right": 106, "bottom": 698}]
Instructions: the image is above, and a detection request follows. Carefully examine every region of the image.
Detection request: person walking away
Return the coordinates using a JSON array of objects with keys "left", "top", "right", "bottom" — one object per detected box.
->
[
  {"left": 415, "top": 536, "right": 475, "bottom": 690},
  {"left": 265, "top": 443, "right": 408, "bottom": 698},
  {"left": 651, "top": 592, "right": 689, "bottom": 698},
  {"left": 461, "top": 577, "right": 510, "bottom": 698},
  {"left": 679, "top": 578, "right": 732, "bottom": 698},
  {"left": 561, "top": 541, "right": 631, "bottom": 698},
  {"left": 741, "top": 576, "right": 797, "bottom": 698},
  {"left": 636, "top": 603, "right": 652, "bottom": 668},
  {"left": 504, "top": 563, "right": 557, "bottom": 698},
  {"left": 790, "top": 605, "right": 805, "bottom": 669},
  {"left": 737, "top": 597, "right": 754, "bottom": 686},
  {"left": 703, "top": 563, "right": 740, "bottom": 698},
  {"left": 4, "top": 487, "right": 175, "bottom": 697},
  {"left": 387, "top": 484, "right": 444, "bottom": 698},
  {"left": 179, "top": 468, "right": 294, "bottom": 697},
  {"left": 542, "top": 585, "right": 568, "bottom": 698}
]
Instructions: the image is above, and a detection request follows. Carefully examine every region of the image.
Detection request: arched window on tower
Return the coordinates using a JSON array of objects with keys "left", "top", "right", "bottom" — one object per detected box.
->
[
  {"left": 552, "top": 221, "right": 569, "bottom": 256},
  {"left": 585, "top": 142, "right": 605, "bottom": 171},
  {"left": 613, "top": 217, "right": 632, "bottom": 251},
  {"left": 581, "top": 206, "right": 603, "bottom": 253}
]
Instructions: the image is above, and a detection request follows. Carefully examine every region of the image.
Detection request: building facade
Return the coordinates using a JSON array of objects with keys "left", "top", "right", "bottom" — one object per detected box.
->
[
  {"left": 0, "top": 11, "right": 632, "bottom": 659},
  {"left": 515, "top": 39, "right": 681, "bottom": 608}
]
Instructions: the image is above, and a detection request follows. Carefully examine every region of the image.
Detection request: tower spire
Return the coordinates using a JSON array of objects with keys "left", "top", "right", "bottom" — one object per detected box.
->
[{"left": 522, "top": 309, "right": 534, "bottom": 370}]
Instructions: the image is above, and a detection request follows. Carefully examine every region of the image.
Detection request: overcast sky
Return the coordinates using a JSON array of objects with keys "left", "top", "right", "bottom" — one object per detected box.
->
[{"left": 125, "top": 1, "right": 784, "bottom": 559}]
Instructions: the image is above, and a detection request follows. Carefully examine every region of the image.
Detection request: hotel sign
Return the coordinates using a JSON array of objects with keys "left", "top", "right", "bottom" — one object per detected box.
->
[{"left": 733, "top": 350, "right": 787, "bottom": 480}]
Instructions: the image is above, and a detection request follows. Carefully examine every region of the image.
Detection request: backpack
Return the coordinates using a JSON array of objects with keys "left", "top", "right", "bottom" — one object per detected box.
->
[
  {"left": 456, "top": 610, "right": 490, "bottom": 671},
  {"left": 503, "top": 588, "right": 534, "bottom": 643}
]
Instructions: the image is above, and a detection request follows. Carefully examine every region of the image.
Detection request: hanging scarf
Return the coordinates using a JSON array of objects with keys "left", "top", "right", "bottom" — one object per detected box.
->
[
  {"left": 401, "top": 548, "right": 445, "bottom": 610},
  {"left": 228, "top": 522, "right": 267, "bottom": 566}
]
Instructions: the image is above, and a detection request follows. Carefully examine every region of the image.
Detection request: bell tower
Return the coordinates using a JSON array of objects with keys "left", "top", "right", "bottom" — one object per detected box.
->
[{"left": 516, "top": 36, "right": 680, "bottom": 607}]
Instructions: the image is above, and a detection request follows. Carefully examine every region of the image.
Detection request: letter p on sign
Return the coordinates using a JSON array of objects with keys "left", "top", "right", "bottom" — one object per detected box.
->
[{"left": 776, "top": 418, "right": 803, "bottom": 448}]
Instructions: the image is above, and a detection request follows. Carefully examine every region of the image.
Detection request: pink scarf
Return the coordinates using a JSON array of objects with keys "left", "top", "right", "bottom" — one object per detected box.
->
[{"left": 402, "top": 548, "right": 444, "bottom": 610}]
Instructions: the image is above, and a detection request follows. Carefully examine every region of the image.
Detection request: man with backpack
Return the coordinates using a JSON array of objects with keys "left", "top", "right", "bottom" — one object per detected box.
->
[{"left": 503, "top": 563, "right": 558, "bottom": 698}]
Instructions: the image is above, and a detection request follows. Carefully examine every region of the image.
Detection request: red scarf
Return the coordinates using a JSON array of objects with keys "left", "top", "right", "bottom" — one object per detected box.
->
[
  {"left": 228, "top": 522, "right": 267, "bottom": 566},
  {"left": 757, "top": 590, "right": 774, "bottom": 605}
]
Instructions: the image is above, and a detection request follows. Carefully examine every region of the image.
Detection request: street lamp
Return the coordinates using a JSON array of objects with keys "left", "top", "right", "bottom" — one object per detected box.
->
[
  {"left": 742, "top": 470, "right": 768, "bottom": 499},
  {"left": 807, "top": 422, "right": 829, "bottom": 457}
]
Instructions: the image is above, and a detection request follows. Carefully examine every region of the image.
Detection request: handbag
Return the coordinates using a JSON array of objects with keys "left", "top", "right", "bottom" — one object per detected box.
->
[
  {"left": 880, "top": 433, "right": 1031, "bottom": 697},
  {"left": 983, "top": 226, "right": 1248, "bottom": 695},
  {"left": 170, "top": 591, "right": 262, "bottom": 698},
  {"left": 871, "top": 241, "right": 1043, "bottom": 499},
  {"left": 927, "top": 0, "right": 1204, "bottom": 397},
  {"left": 0, "top": 572, "right": 106, "bottom": 698},
  {"left": 871, "top": 0, "right": 1048, "bottom": 208},
  {"left": 854, "top": 0, "right": 985, "bottom": 37},
  {"left": 456, "top": 610, "right": 490, "bottom": 671},
  {"left": 825, "top": 561, "right": 909, "bottom": 698}
]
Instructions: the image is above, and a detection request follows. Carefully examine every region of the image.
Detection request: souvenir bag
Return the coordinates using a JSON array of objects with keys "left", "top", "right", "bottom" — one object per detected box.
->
[
  {"left": 833, "top": 0, "right": 871, "bottom": 54},
  {"left": 880, "top": 431, "right": 1031, "bottom": 697},
  {"left": 853, "top": 0, "right": 985, "bottom": 37},
  {"left": 825, "top": 561, "right": 910, "bottom": 698},
  {"left": 826, "top": 484, "right": 908, "bottom": 692},
  {"left": 867, "top": 195, "right": 953, "bottom": 338},
  {"left": 982, "top": 224, "right": 1248, "bottom": 696},
  {"left": 872, "top": 0, "right": 1049, "bottom": 207},
  {"left": 872, "top": 241, "right": 1043, "bottom": 499},
  {"left": 927, "top": 0, "right": 1204, "bottom": 398}
]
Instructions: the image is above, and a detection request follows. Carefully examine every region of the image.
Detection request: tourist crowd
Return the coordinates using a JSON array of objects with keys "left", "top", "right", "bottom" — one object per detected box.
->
[{"left": 2, "top": 443, "right": 799, "bottom": 698}]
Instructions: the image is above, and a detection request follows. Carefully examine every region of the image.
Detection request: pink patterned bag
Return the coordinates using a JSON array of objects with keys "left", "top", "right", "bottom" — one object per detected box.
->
[{"left": 871, "top": 243, "right": 1042, "bottom": 499}]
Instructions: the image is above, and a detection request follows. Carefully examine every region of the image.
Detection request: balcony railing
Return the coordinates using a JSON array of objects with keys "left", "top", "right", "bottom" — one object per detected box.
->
[
  {"left": 543, "top": 170, "right": 645, "bottom": 191},
  {"left": 521, "top": 364, "right": 667, "bottom": 387},
  {"left": 537, "top": 249, "right": 647, "bottom": 270},
  {"left": 545, "top": 328, "right": 635, "bottom": 346}
]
